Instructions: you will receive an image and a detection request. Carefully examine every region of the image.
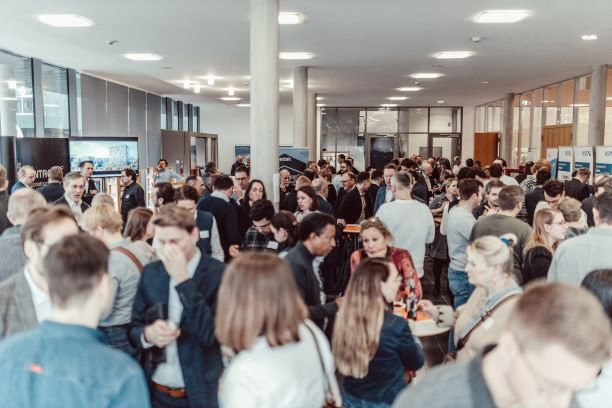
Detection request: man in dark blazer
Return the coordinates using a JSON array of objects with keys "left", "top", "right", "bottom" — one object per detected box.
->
[
  {"left": 120, "top": 168, "right": 146, "bottom": 225},
  {"left": 37, "top": 165, "right": 65, "bottom": 203},
  {"left": 334, "top": 172, "right": 356, "bottom": 214},
  {"left": 0, "top": 165, "right": 10, "bottom": 236},
  {"left": 129, "top": 205, "right": 224, "bottom": 408},
  {"left": 368, "top": 169, "right": 382, "bottom": 205},
  {"left": 80, "top": 160, "right": 98, "bottom": 206},
  {"left": 311, "top": 178, "right": 334, "bottom": 216},
  {"left": 197, "top": 175, "right": 241, "bottom": 262},
  {"left": 564, "top": 168, "right": 590, "bottom": 202},
  {"left": 285, "top": 212, "right": 340, "bottom": 329},
  {"left": 525, "top": 169, "right": 552, "bottom": 225},
  {"left": 280, "top": 175, "right": 311, "bottom": 213},
  {"left": 337, "top": 172, "right": 372, "bottom": 224},
  {"left": 53, "top": 172, "right": 90, "bottom": 216}
]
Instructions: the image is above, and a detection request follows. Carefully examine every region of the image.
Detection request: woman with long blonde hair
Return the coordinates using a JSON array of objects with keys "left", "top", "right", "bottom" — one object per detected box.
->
[
  {"left": 523, "top": 208, "right": 567, "bottom": 283},
  {"left": 333, "top": 258, "right": 424, "bottom": 407}
]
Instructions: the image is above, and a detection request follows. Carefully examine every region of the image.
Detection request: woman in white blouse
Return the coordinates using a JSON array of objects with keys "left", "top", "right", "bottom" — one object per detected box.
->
[{"left": 216, "top": 252, "right": 341, "bottom": 407}]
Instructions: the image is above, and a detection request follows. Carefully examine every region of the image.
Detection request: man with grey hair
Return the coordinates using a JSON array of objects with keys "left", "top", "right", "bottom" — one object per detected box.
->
[
  {"left": 11, "top": 165, "right": 36, "bottom": 194},
  {"left": 53, "top": 172, "right": 90, "bottom": 216},
  {"left": 376, "top": 171, "right": 435, "bottom": 278},
  {"left": 0, "top": 164, "right": 9, "bottom": 235},
  {"left": 37, "top": 166, "right": 64, "bottom": 203},
  {"left": 311, "top": 178, "right": 334, "bottom": 215},
  {"left": 0, "top": 189, "right": 47, "bottom": 282}
]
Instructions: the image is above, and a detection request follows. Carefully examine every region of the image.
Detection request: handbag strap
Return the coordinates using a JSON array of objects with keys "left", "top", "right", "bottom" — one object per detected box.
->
[
  {"left": 112, "top": 247, "right": 144, "bottom": 273},
  {"left": 456, "top": 291, "right": 521, "bottom": 351},
  {"left": 304, "top": 323, "right": 335, "bottom": 404}
]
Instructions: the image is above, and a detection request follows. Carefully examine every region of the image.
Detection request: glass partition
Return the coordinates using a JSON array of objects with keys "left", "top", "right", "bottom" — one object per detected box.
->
[
  {"left": 430, "top": 107, "right": 461, "bottom": 132},
  {"left": 544, "top": 84, "right": 559, "bottom": 126},
  {"left": 532, "top": 89, "right": 543, "bottom": 154},
  {"left": 519, "top": 92, "right": 531, "bottom": 164},
  {"left": 0, "top": 50, "right": 34, "bottom": 137},
  {"left": 161, "top": 98, "right": 167, "bottom": 129},
  {"left": 41, "top": 63, "right": 69, "bottom": 137},
  {"left": 172, "top": 100, "right": 179, "bottom": 130},
  {"left": 365, "top": 108, "right": 397, "bottom": 133},
  {"left": 575, "top": 76, "right": 590, "bottom": 145}
]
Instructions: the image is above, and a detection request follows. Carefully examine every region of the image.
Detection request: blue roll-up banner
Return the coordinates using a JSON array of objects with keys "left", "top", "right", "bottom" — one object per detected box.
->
[
  {"left": 595, "top": 146, "right": 612, "bottom": 176},
  {"left": 573, "top": 146, "right": 594, "bottom": 183},
  {"left": 557, "top": 146, "right": 573, "bottom": 181},
  {"left": 546, "top": 148, "right": 558, "bottom": 180}
]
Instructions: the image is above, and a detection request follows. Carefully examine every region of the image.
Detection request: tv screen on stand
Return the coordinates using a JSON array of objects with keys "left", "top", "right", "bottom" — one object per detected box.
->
[{"left": 69, "top": 137, "right": 139, "bottom": 175}]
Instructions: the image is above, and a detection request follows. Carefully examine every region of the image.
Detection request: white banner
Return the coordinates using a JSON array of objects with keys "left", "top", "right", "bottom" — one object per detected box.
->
[
  {"left": 546, "top": 148, "right": 558, "bottom": 180},
  {"left": 557, "top": 146, "right": 574, "bottom": 181},
  {"left": 573, "top": 146, "right": 594, "bottom": 183},
  {"left": 595, "top": 146, "right": 612, "bottom": 176}
]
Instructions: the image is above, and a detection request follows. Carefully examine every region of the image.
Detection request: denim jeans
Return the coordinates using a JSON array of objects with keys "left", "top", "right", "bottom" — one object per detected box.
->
[
  {"left": 99, "top": 324, "right": 139, "bottom": 360},
  {"left": 447, "top": 267, "right": 475, "bottom": 309},
  {"left": 343, "top": 392, "right": 392, "bottom": 408}
]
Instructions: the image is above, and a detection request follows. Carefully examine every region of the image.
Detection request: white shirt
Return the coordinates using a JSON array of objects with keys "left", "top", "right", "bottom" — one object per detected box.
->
[
  {"left": 218, "top": 320, "right": 341, "bottom": 408},
  {"left": 376, "top": 199, "right": 435, "bottom": 277},
  {"left": 145, "top": 250, "right": 201, "bottom": 388},
  {"left": 64, "top": 195, "right": 83, "bottom": 216},
  {"left": 385, "top": 187, "right": 393, "bottom": 204},
  {"left": 23, "top": 267, "right": 52, "bottom": 322},
  {"left": 500, "top": 174, "right": 519, "bottom": 186}
]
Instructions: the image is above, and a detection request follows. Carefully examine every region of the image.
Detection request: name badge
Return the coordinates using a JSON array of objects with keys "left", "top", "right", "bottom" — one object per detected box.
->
[
  {"left": 267, "top": 241, "right": 279, "bottom": 250},
  {"left": 482, "top": 318, "right": 495, "bottom": 331},
  {"left": 200, "top": 230, "right": 210, "bottom": 239},
  {"left": 125, "top": 194, "right": 130, "bottom": 199}
]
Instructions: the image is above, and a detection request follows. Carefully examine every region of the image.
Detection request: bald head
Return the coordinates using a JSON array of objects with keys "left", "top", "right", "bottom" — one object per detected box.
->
[
  {"left": 8, "top": 188, "right": 47, "bottom": 226},
  {"left": 311, "top": 178, "right": 328, "bottom": 198}
]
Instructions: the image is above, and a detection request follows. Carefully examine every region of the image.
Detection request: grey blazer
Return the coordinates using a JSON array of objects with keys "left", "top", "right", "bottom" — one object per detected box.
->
[
  {"left": 0, "top": 271, "right": 38, "bottom": 340},
  {"left": 0, "top": 226, "right": 26, "bottom": 284}
]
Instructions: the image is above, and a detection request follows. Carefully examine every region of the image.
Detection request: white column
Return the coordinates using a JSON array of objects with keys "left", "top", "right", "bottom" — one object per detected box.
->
[
  {"left": 501, "top": 93, "right": 514, "bottom": 163},
  {"left": 293, "top": 66, "right": 308, "bottom": 148},
  {"left": 588, "top": 64, "right": 607, "bottom": 147},
  {"left": 250, "top": 0, "right": 279, "bottom": 203},
  {"left": 307, "top": 92, "right": 317, "bottom": 160}
]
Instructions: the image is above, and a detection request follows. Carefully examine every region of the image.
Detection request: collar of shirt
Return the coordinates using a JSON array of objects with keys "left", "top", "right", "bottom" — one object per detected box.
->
[
  {"left": 64, "top": 195, "right": 81, "bottom": 208},
  {"left": 211, "top": 191, "right": 230, "bottom": 202},
  {"left": 24, "top": 266, "right": 52, "bottom": 322},
  {"left": 39, "top": 320, "right": 104, "bottom": 342}
]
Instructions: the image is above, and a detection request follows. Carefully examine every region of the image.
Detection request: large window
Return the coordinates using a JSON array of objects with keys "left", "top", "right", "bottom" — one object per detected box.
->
[
  {"left": 161, "top": 98, "right": 167, "bottom": 129},
  {"left": 41, "top": 63, "right": 69, "bottom": 137},
  {"left": 182, "top": 104, "right": 189, "bottom": 131},
  {"left": 0, "top": 50, "right": 34, "bottom": 137},
  {"left": 172, "top": 100, "right": 179, "bottom": 130}
]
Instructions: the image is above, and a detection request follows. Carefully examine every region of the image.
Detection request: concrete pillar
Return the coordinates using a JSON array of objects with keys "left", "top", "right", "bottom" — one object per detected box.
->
[
  {"left": 250, "top": 0, "right": 279, "bottom": 202},
  {"left": 293, "top": 66, "right": 308, "bottom": 148},
  {"left": 307, "top": 92, "right": 317, "bottom": 160},
  {"left": 588, "top": 64, "right": 607, "bottom": 147},
  {"left": 501, "top": 93, "right": 514, "bottom": 163}
]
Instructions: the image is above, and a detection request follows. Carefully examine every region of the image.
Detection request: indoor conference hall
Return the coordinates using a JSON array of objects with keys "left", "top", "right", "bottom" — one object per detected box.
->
[{"left": 0, "top": 1, "right": 611, "bottom": 408}]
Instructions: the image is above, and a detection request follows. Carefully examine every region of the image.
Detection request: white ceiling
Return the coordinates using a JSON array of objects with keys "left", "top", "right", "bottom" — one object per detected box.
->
[{"left": 1, "top": 0, "right": 612, "bottom": 108}]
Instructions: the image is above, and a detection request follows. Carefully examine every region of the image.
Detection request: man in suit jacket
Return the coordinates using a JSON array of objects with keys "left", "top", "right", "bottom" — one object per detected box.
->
[
  {"left": 564, "top": 168, "right": 590, "bottom": 202},
  {"left": 129, "top": 205, "right": 225, "bottom": 408},
  {"left": 368, "top": 169, "right": 382, "bottom": 205},
  {"left": 280, "top": 175, "right": 310, "bottom": 213},
  {"left": 197, "top": 175, "right": 241, "bottom": 262},
  {"left": 0, "top": 206, "right": 78, "bottom": 339},
  {"left": 37, "top": 166, "right": 65, "bottom": 203},
  {"left": 121, "top": 168, "right": 146, "bottom": 225},
  {"left": 53, "top": 172, "right": 90, "bottom": 217},
  {"left": 0, "top": 165, "right": 10, "bottom": 235},
  {"left": 374, "top": 164, "right": 397, "bottom": 213},
  {"left": 337, "top": 172, "right": 373, "bottom": 224},
  {"left": 416, "top": 162, "right": 436, "bottom": 203},
  {"left": 79, "top": 160, "right": 98, "bottom": 206},
  {"left": 525, "top": 168, "right": 552, "bottom": 225},
  {"left": 11, "top": 165, "right": 36, "bottom": 194},
  {"left": 285, "top": 212, "right": 340, "bottom": 329},
  {"left": 311, "top": 178, "right": 334, "bottom": 216},
  {"left": 334, "top": 172, "right": 356, "bottom": 214}
]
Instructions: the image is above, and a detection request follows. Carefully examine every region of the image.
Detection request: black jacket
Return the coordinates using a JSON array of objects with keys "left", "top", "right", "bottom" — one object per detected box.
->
[
  {"left": 197, "top": 195, "right": 241, "bottom": 261},
  {"left": 316, "top": 195, "right": 334, "bottom": 216},
  {"left": 285, "top": 242, "right": 338, "bottom": 328},
  {"left": 129, "top": 256, "right": 225, "bottom": 408},
  {"left": 37, "top": 182, "right": 64, "bottom": 203},
  {"left": 334, "top": 187, "right": 348, "bottom": 213},
  {"left": 0, "top": 190, "right": 9, "bottom": 236},
  {"left": 195, "top": 210, "right": 214, "bottom": 256},
  {"left": 564, "top": 178, "right": 589, "bottom": 202},
  {"left": 326, "top": 183, "right": 337, "bottom": 207},
  {"left": 522, "top": 246, "right": 553, "bottom": 284},
  {"left": 53, "top": 195, "right": 90, "bottom": 213},
  {"left": 280, "top": 190, "right": 298, "bottom": 213},
  {"left": 525, "top": 187, "right": 545, "bottom": 226},
  {"left": 582, "top": 195, "right": 596, "bottom": 227},
  {"left": 337, "top": 187, "right": 373, "bottom": 224},
  {"left": 368, "top": 183, "right": 380, "bottom": 206},
  {"left": 121, "top": 182, "right": 145, "bottom": 223},
  {"left": 82, "top": 178, "right": 98, "bottom": 206}
]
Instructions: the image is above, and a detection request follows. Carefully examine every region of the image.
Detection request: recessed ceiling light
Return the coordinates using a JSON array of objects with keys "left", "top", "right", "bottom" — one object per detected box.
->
[
  {"left": 380, "top": 103, "right": 397, "bottom": 107},
  {"left": 37, "top": 14, "right": 94, "bottom": 27},
  {"left": 228, "top": 87, "right": 235, "bottom": 96},
  {"left": 317, "top": 103, "right": 326, "bottom": 107},
  {"left": 193, "top": 85, "right": 201, "bottom": 94},
  {"left": 581, "top": 34, "right": 598, "bottom": 41},
  {"left": 220, "top": 97, "right": 241, "bottom": 101},
  {"left": 278, "top": 12, "right": 305, "bottom": 25},
  {"left": 474, "top": 10, "right": 530, "bottom": 24},
  {"left": 279, "top": 52, "right": 314, "bottom": 60},
  {"left": 316, "top": 96, "right": 325, "bottom": 101},
  {"left": 396, "top": 87, "right": 423, "bottom": 92},
  {"left": 481, "top": 81, "right": 489, "bottom": 84},
  {"left": 123, "top": 53, "right": 163, "bottom": 61},
  {"left": 437, "top": 100, "right": 445, "bottom": 104},
  {"left": 207, "top": 76, "right": 215, "bottom": 85},
  {"left": 236, "top": 102, "right": 250, "bottom": 107},
  {"left": 410, "top": 73, "right": 443, "bottom": 79},
  {"left": 183, "top": 80, "right": 191, "bottom": 90},
  {"left": 6, "top": 80, "right": 17, "bottom": 90},
  {"left": 386, "top": 96, "right": 409, "bottom": 101},
  {"left": 434, "top": 51, "right": 475, "bottom": 59}
]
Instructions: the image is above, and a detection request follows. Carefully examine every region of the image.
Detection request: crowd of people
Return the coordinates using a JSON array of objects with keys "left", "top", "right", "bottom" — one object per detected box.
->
[{"left": 0, "top": 152, "right": 610, "bottom": 408}]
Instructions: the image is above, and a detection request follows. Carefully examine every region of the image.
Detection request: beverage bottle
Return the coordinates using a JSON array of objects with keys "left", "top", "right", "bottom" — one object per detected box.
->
[{"left": 407, "top": 278, "right": 417, "bottom": 320}]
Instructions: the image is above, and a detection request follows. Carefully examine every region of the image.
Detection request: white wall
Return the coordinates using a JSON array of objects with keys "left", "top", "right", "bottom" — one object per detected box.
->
[
  {"left": 462, "top": 106, "right": 475, "bottom": 160},
  {"left": 199, "top": 105, "right": 294, "bottom": 173}
]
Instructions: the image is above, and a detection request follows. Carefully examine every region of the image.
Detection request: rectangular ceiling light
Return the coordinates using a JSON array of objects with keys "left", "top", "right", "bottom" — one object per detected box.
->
[
  {"left": 123, "top": 53, "right": 163, "bottom": 61},
  {"left": 279, "top": 52, "right": 314, "bottom": 60},
  {"left": 38, "top": 14, "right": 94, "bottom": 27},
  {"left": 475, "top": 10, "right": 530, "bottom": 23},
  {"left": 410, "top": 73, "right": 443, "bottom": 79},
  {"left": 396, "top": 87, "right": 423, "bottom": 92},
  {"left": 279, "top": 12, "right": 305, "bottom": 25},
  {"left": 221, "top": 97, "right": 241, "bottom": 101},
  {"left": 380, "top": 103, "right": 397, "bottom": 107},
  {"left": 236, "top": 103, "right": 251, "bottom": 107},
  {"left": 434, "top": 51, "right": 475, "bottom": 59},
  {"left": 386, "top": 96, "right": 408, "bottom": 101}
]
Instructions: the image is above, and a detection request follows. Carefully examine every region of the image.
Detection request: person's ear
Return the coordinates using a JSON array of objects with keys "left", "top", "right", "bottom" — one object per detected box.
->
[
  {"left": 593, "top": 208, "right": 601, "bottom": 226},
  {"left": 23, "top": 239, "right": 39, "bottom": 261},
  {"left": 190, "top": 227, "right": 200, "bottom": 244}
]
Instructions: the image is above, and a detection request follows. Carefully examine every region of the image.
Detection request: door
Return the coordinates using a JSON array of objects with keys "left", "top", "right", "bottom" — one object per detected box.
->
[
  {"left": 541, "top": 125, "right": 572, "bottom": 159},
  {"left": 429, "top": 134, "right": 460, "bottom": 160},
  {"left": 366, "top": 134, "right": 397, "bottom": 170},
  {"left": 474, "top": 132, "right": 499, "bottom": 165}
]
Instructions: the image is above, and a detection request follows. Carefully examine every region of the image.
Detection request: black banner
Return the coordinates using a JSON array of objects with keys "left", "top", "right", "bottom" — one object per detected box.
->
[{"left": 16, "top": 138, "right": 70, "bottom": 188}]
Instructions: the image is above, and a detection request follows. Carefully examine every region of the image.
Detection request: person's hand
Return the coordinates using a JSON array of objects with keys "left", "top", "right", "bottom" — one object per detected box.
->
[
  {"left": 335, "top": 297, "right": 344, "bottom": 306},
  {"left": 90, "top": 189, "right": 97, "bottom": 195},
  {"left": 144, "top": 320, "right": 181, "bottom": 348},
  {"left": 418, "top": 299, "right": 438, "bottom": 320},
  {"left": 158, "top": 244, "right": 189, "bottom": 283},
  {"left": 229, "top": 245, "right": 240, "bottom": 258}
]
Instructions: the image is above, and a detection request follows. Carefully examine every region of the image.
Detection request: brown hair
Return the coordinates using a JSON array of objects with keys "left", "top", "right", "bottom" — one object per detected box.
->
[
  {"left": 525, "top": 208, "right": 561, "bottom": 253},
  {"left": 532, "top": 159, "right": 552, "bottom": 174},
  {"left": 21, "top": 206, "right": 76, "bottom": 246},
  {"left": 47, "top": 166, "right": 63, "bottom": 182},
  {"left": 81, "top": 203, "right": 122, "bottom": 233},
  {"left": 215, "top": 252, "right": 308, "bottom": 351},
  {"left": 152, "top": 204, "right": 195, "bottom": 233},
  {"left": 124, "top": 208, "right": 154, "bottom": 241},
  {"left": 270, "top": 211, "right": 298, "bottom": 247},
  {"left": 8, "top": 188, "right": 47, "bottom": 224},
  {"left": 557, "top": 197, "right": 582, "bottom": 223},
  {"left": 44, "top": 235, "right": 109, "bottom": 309},
  {"left": 497, "top": 185, "right": 523, "bottom": 211},
  {"left": 318, "top": 168, "right": 332, "bottom": 182},
  {"left": 0, "top": 164, "right": 6, "bottom": 188},
  {"left": 333, "top": 258, "right": 392, "bottom": 378},
  {"left": 359, "top": 217, "right": 393, "bottom": 242},
  {"left": 509, "top": 281, "right": 612, "bottom": 365}
]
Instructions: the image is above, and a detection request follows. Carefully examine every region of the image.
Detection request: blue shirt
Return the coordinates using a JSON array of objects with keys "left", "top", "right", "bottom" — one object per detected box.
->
[
  {"left": 0, "top": 321, "right": 150, "bottom": 408},
  {"left": 154, "top": 169, "right": 183, "bottom": 183}
]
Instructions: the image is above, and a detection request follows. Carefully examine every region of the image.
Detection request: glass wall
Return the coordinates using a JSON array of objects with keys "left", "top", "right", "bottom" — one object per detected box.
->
[
  {"left": 41, "top": 63, "right": 69, "bottom": 137},
  {"left": 0, "top": 50, "right": 34, "bottom": 137},
  {"left": 575, "top": 75, "right": 590, "bottom": 145},
  {"left": 182, "top": 104, "right": 189, "bottom": 131},
  {"left": 161, "top": 98, "right": 167, "bottom": 129},
  {"left": 172, "top": 101, "right": 179, "bottom": 130}
]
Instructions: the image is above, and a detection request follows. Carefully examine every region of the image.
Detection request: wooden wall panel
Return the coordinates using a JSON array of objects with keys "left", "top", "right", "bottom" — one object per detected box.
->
[
  {"left": 541, "top": 125, "right": 572, "bottom": 158},
  {"left": 474, "top": 132, "right": 499, "bottom": 165}
]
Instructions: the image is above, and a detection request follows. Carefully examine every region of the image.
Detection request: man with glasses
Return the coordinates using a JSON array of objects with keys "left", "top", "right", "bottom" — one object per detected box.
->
[
  {"left": 233, "top": 166, "right": 250, "bottom": 201},
  {"left": 394, "top": 282, "right": 611, "bottom": 408},
  {"left": 535, "top": 180, "right": 588, "bottom": 226},
  {"left": 335, "top": 172, "right": 356, "bottom": 214},
  {"left": 231, "top": 200, "right": 277, "bottom": 256}
]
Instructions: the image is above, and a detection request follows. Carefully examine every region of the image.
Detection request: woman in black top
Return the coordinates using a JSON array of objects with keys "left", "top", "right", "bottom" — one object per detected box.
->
[
  {"left": 237, "top": 179, "right": 266, "bottom": 237},
  {"left": 523, "top": 208, "right": 567, "bottom": 283}
]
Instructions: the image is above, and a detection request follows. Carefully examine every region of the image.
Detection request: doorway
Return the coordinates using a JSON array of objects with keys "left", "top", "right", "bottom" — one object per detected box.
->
[
  {"left": 428, "top": 133, "right": 461, "bottom": 160},
  {"left": 365, "top": 134, "right": 398, "bottom": 170}
]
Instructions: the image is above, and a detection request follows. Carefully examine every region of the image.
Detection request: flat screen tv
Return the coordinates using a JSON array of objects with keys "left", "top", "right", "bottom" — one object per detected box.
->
[{"left": 69, "top": 137, "right": 138, "bottom": 175}]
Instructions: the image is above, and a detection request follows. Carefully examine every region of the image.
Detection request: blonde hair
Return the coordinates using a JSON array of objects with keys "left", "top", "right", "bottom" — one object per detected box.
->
[
  {"left": 359, "top": 217, "right": 393, "bottom": 242},
  {"left": 332, "top": 258, "right": 391, "bottom": 378},
  {"left": 525, "top": 208, "right": 561, "bottom": 253},
  {"left": 80, "top": 203, "right": 122, "bottom": 233},
  {"left": 215, "top": 252, "right": 308, "bottom": 352},
  {"left": 468, "top": 235, "right": 514, "bottom": 277}
]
